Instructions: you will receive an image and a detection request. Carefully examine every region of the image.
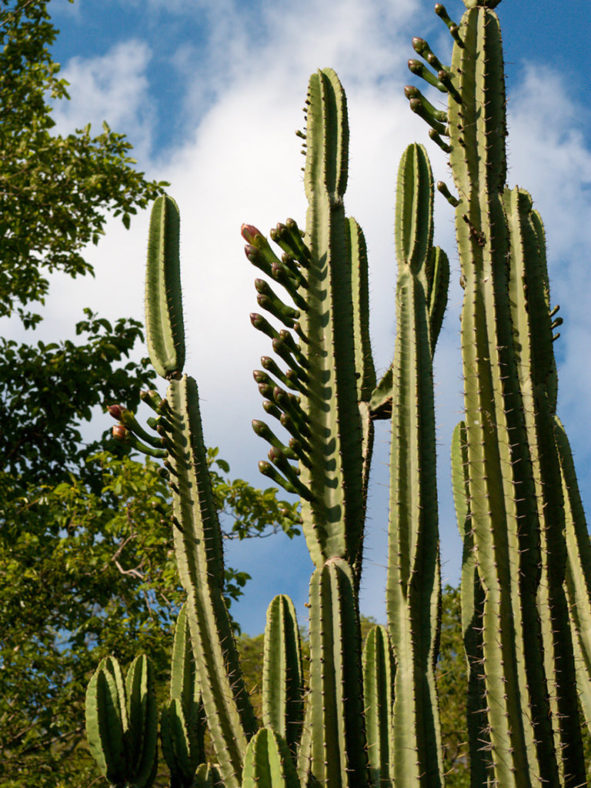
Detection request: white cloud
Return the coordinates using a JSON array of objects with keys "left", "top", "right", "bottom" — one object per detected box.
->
[
  {"left": 52, "top": 40, "right": 154, "bottom": 160},
  {"left": 507, "top": 64, "right": 591, "bottom": 470}
]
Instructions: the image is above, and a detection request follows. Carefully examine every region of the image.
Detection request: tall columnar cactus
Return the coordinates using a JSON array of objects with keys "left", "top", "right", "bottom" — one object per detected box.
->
[
  {"left": 88, "top": 60, "right": 451, "bottom": 785},
  {"left": 247, "top": 67, "right": 375, "bottom": 786},
  {"left": 381, "top": 143, "right": 447, "bottom": 786},
  {"left": 143, "top": 213, "right": 258, "bottom": 786},
  {"left": 86, "top": 3, "right": 591, "bottom": 785},
  {"left": 409, "top": 1, "right": 587, "bottom": 784}
]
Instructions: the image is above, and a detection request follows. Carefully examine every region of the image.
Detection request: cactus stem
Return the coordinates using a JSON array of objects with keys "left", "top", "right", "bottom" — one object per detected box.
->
[{"left": 437, "top": 180, "right": 460, "bottom": 206}]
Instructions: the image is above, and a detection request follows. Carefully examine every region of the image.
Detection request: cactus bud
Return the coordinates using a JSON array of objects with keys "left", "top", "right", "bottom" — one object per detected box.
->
[
  {"left": 412, "top": 37, "right": 428, "bottom": 56},
  {"left": 244, "top": 244, "right": 258, "bottom": 262},
  {"left": 108, "top": 404, "right": 126, "bottom": 420},
  {"left": 241, "top": 224, "right": 264, "bottom": 245},
  {"left": 112, "top": 424, "right": 130, "bottom": 441}
]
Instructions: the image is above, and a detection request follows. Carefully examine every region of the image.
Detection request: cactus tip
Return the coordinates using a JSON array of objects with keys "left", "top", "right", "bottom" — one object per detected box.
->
[
  {"left": 241, "top": 224, "right": 263, "bottom": 244},
  {"left": 107, "top": 403, "right": 125, "bottom": 420}
]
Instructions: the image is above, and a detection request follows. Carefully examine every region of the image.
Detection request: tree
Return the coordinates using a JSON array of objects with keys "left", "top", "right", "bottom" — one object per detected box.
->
[
  {"left": 0, "top": 0, "right": 166, "bottom": 327},
  {"left": 0, "top": 447, "right": 300, "bottom": 785},
  {"left": 0, "top": 2, "right": 301, "bottom": 782}
]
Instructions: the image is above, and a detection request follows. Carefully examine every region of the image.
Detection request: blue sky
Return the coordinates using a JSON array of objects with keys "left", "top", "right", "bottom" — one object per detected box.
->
[{"left": 13, "top": 0, "right": 591, "bottom": 634}]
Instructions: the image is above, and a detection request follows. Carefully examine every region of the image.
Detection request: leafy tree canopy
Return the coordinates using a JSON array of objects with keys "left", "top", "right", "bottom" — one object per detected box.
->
[
  {"left": 0, "top": 449, "right": 300, "bottom": 784},
  {"left": 0, "top": 0, "right": 166, "bottom": 327}
]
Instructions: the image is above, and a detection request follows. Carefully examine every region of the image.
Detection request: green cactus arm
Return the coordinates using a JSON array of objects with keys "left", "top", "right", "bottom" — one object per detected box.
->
[
  {"left": 125, "top": 655, "right": 158, "bottom": 787},
  {"left": 504, "top": 187, "right": 586, "bottom": 783},
  {"left": 161, "top": 604, "right": 206, "bottom": 787},
  {"left": 554, "top": 417, "right": 591, "bottom": 736},
  {"left": 243, "top": 729, "right": 300, "bottom": 788},
  {"left": 169, "top": 603, "right": 200, "bottom": 703},
  {"left": 368, "top": 371, "right": 392, "bottom": 423},
  {"left": 247, "top": 70, "right": 369, "bottom": 571},
  {"left": 407, "top": 6, "right": 568, "bottom": 782},
  {"left": 347, "top": 216, "right": 376, "bottom": 587},
  {"left": 385, "top": 143, "right": 443, "bottom": 786},
  {"left": 145, "top": 195, "right": 185, "bottom": 379},
  {"left": 362, "top": 625, "right": 395, "bottom": 787},
  {"left": 450, "top": 421, "right": 489, "bottom": 784},
  {"left": 426, "top": 246, "right": 449, "bottom": 354},
  {"left": 143, "top": 191, "right": 256, "bottom": 785},
  {"left": 298, "top": 558, "right": 367, "bottom": 787},
  {"left": 161, "top": 698, "right": 203, "bottom": 788},
  {"left": 262, "top": 595, "right": 304, "bottom": 755},
  {"left": 164, "top": 374, "right": 257, "bottom": 787},
  {"left": 300, "top": 68, "right": 366, "bottom": 567},
  {"left": 347, "top": 217, "right": 376, "bottom": 402},
  {"left": 85, "top": 657, "right": 128, "bottom": 786},
  {"left": 242, "top": 728, "right": 301, "bottom": 788}
]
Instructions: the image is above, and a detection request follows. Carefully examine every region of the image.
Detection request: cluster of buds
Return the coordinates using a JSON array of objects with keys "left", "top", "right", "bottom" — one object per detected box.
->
[{"left": 107, "top": 394, "right": 169, "bottom": 460}]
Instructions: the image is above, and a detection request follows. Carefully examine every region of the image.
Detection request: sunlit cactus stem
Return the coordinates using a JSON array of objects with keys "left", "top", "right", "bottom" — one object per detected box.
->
[
  {"left": 262, "top": 595, "right": 304, "bottom": 756},
  {"left": 382, "top": 142, "right": 447, "bottom": 786},
  {"left": 144, "top": 195, "right": 258, "bottom": 787},
  {"left": 161, "top": 605, "right": 207, "bottom": 787},
  {"left": 410, "top": 1, "right": 587, "bottom": 783},
  {"left": 86, "top": 655, "right": 158, "bottom": 788},
  {"left": 362, "top": 625, "right": 395, "bottom": 786}
]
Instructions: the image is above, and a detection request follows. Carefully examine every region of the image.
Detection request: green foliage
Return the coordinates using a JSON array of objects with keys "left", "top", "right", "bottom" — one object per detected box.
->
[
  {"left": 436, "top": 586, "right": 469, "bottom": 787},
  {"left": 0, "top": 448, "right": 300, "bottom": 785},
  {"left": 0, "top": 309, "right": 157, "bottom": 485},
  {"left": 0, "top": 0, "right": 167, "bottom": 327}
]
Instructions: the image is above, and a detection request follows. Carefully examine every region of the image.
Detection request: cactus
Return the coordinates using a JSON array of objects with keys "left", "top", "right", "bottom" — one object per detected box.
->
[
  {"left": 160, "top": 604, "right": 207, "bottom": 787},
  {"left": 89, "top": 62, "right": 447, "bottom": 785},
  {"left": 86, "top": 655, "right": 158, "bottom": 788},
  {"left": 383, "top": 143, "right": 447, "bottom": 785},
  {"left": 145, "top": 194, "right": 185, "bottom": 380},
  {"left": 362, "top": 625, "right": 395, "bottom": 787},
  {"left": 262, "top": 595, "right": 304, "bottom": 755},
  {"left": 409, "top": 1, "right": 587, "bottom": 784},
  {"left": 85, "top": 3, "right": 591, "bottom": 785},
  {"left": 242, "top": 728, "right": 300, "bottom": 788}
]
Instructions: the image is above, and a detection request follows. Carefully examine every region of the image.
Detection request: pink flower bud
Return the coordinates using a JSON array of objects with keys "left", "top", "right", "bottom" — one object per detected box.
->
[
  {"left": 241, "top": 223, "right": 263, "bottom": 244},
  {"left": 243, "top": 244, "right": 258, "bottom": 262},
  {"left": 107, "top": 403, "right": 125, "bottom": 420},
  {"left": 112, "top": 424, "right": 129, "bottom": 441}
]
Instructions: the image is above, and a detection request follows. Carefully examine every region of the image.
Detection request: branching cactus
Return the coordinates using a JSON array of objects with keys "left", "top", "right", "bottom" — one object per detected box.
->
[
  {"left": 85, "top": 3, "right": 591, "bottom": 785},
  {"left": 90, "top": 62, "right": 448, "bottom": 785},
  {"left": 409, "top": 1, "right": 588, "bottom": 784}
]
